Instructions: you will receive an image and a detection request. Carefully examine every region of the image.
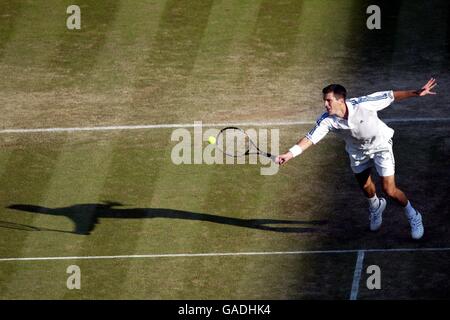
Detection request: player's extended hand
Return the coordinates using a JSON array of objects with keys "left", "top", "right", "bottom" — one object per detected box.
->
[
  {"left": 418, "top": 78, "right": 437, "bottom": 96},
  {"left": 275, "top": 152, "right": 293, "bottom": 165}
]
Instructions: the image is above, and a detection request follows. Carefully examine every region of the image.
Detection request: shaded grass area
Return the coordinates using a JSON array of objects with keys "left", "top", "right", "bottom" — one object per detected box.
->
[
  {"left": 345, "top": 0, "right": 403, "bottom": 75},
  {"left": 0, "top": 123, "right": 449, "bottom": 299},
  {"left": 360, "top": 251, "right": 450, "bottom": 300}
]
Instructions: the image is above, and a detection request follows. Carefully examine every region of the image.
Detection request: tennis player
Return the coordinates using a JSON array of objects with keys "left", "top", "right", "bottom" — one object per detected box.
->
[{"left": 276, "top": 78, "right": 437, "bottom": 239}]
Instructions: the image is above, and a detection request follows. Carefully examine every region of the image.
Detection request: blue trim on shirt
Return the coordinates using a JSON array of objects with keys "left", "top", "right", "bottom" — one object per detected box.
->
[
  {"left": 316, "top": 112, "right": 329, "bottom": 125},
  {"left": 353, "top": 93, "right": 389, "bottom": 105}
]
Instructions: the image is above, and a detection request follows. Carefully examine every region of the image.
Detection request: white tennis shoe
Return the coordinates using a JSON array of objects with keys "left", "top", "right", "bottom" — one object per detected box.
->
[
  {"left": 369, "top": 198, "right": 386, "bottom": 231},
  {"left": 408, "top": 211, "right": 424, "bottom": 240}
]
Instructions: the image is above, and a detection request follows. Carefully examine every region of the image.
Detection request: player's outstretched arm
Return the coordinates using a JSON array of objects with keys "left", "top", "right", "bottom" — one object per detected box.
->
[
  {"left": 276, "top": 137, "right": 313, "bottom": 165},
  {"left": 393, "top": 78, "right": 437, "bottom": 101}
]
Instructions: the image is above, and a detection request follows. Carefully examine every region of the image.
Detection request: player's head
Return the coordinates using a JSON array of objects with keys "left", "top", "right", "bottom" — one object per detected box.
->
[
  {"left": 322, "top": 84, "right": 347, "bottom": 115},
  {"left": 322, "top": 84, "right": 347, "bottom": 100}
]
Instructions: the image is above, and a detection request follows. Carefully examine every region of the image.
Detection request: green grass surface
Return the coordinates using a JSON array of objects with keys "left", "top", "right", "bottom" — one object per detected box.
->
[{"left": 0, "top": 0, "right": 449, "bottom": 299}]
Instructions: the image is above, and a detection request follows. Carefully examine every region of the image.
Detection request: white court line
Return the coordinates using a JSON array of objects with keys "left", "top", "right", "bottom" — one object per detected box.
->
[
  {"left": 0, "top": 121, "right": 310, "bottom": 134},
  {"left": 349, "top": 250, "right": 365, "bottom": 300},
  {"left": 1, "top": 117, "right": 450, "bottom": 134},
  {"left": 1, "top": 247, "right": 450, "bottom": 262}
]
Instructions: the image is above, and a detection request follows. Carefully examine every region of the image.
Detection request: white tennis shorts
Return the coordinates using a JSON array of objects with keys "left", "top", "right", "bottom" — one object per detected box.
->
[{"left": 348, "top": 140, "right": 395, "bottom": 177}]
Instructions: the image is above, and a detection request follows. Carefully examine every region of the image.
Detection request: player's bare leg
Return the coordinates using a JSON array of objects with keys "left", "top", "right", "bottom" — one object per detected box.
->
[
  {"left": 380, "top": 175, "right": 408, "bottom": 206},
  {"left": 355, "top": 168, "right": 376, "bottom": 198},
  {"left": 355, "top": 168, "right": 386, "bottom": 231},
  {"left": 381, "top": 175, "right": 424, "bottom": 239}
]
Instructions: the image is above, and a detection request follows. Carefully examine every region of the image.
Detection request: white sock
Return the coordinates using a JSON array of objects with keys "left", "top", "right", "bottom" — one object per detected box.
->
[
  {"left": 367, "top": 194, "right": 379, "bottom": 210},
  {"left": 404, "top": 201, "right": 417, "bottom": 219}
]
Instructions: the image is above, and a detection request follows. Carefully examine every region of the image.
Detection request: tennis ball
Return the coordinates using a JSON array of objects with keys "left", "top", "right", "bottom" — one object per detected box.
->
[{"left": 208, "top": 136, "right": 216, "bottom": 144}]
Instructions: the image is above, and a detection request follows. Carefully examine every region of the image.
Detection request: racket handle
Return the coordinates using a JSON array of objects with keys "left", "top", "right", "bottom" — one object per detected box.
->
[{"left": 266, "top": 153, "right": 277, "bottom": 163}]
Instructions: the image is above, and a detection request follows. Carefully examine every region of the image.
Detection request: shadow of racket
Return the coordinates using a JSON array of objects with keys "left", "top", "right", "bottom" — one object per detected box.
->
[{"left": 0, "top": 220, "right": 75, "bottom": 234}]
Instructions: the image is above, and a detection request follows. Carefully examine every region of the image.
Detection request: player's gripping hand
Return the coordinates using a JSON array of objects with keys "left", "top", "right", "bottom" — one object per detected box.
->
[{"left": 275, "top": 152, "right": 294, "bottom": 165}]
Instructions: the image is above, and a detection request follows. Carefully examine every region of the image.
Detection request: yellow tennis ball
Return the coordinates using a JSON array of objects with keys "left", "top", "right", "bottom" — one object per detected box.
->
[{"left": 208, "top": 136, "right": 216, "bottom": 144}]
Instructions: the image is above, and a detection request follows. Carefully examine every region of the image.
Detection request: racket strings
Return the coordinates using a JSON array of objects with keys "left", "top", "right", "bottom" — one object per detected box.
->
[{"left": 216, "top": 128, "right": 255, "bottom": 157}]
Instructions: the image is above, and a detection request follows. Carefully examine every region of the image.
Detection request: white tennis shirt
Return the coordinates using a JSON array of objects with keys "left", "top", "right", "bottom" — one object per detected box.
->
[{"left": 306, "top": 91, "right": 395, "bottom": 155}]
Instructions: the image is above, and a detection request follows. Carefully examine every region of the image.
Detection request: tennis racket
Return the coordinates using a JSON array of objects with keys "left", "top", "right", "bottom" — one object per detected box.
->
[{"left": 215, "top": 127, "right": 277, "bottom": 162}]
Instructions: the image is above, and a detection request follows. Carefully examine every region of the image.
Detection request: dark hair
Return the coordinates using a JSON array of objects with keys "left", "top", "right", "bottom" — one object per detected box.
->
[{"left": 322, "top": 84, "right": 347, "bottom": 100}]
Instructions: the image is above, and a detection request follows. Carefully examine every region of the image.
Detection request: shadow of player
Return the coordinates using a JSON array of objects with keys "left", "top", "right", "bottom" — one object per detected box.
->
[{"left": 6, "top": 201, "right": 327, "bottom": 235}]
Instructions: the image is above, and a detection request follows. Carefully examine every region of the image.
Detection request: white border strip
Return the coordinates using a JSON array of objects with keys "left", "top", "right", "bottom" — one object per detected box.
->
[
  {"left": 1, "top": 247, "right": 450, "bottom": 262},
  {"left": 349, "top": 250, "right": 365, "bottom": 300},
  {"left": 1, "top": 117, "right": 450, "bottom": 134}
]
